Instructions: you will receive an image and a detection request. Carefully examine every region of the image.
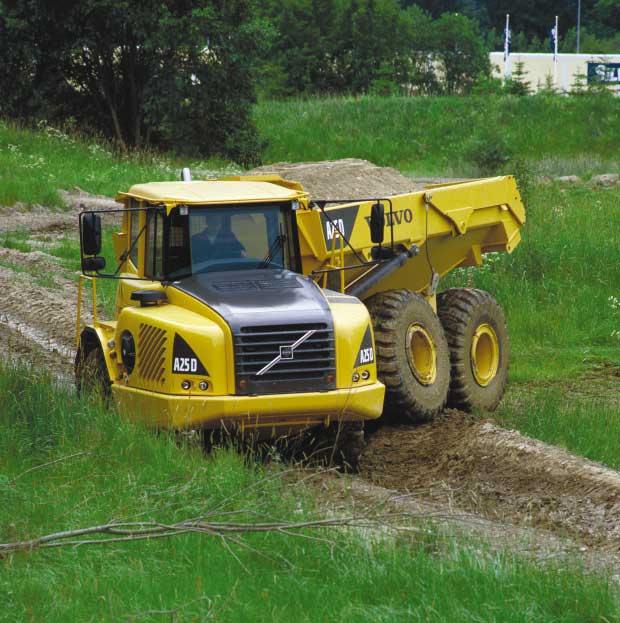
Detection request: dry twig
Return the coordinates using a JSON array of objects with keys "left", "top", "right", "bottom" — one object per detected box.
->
[
  {"left": 11, "top": 451, "right": 90, "bottom": 482},
  {"left": 0, "top": 514, "right": 397, "bottom": 556}
]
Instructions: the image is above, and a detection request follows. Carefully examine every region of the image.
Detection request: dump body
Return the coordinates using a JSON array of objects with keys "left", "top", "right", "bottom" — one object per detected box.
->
[{"left": 291, "top": 175, "right": 525, "bottom": 298}]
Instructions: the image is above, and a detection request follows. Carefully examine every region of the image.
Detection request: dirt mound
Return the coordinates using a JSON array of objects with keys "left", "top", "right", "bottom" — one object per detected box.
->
[
  {"left": 58, "top": 188, "right": 118, "bottom": 212},
  {"left": 0, "top": 264, "right": 87, "bottom": 368},
  {"left": 0, "top": 204, "right": 75, "bottom": 233},
  {"left": 249, "top": 158, "right": 463, "bottom": 201},
  {"left": 361, "top": 411, "right": 620, "bottom": 548},
  {"left": 1, "top": 189, "right": 117, "bottom": 233}
]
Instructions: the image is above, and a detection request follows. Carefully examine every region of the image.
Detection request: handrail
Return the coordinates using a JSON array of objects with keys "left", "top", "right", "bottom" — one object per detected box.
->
[{"left": 75, "top": 274, "right": 98, "bottom": 347}]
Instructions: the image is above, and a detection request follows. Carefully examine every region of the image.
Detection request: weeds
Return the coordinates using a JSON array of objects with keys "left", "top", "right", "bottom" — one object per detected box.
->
[
  {"left": 254, "top": 94, "right": 620, "bottom": 177},
  {"left": 0, "top": 229, "right": 31, "bottom": 253},
  {"left": 1, "top": 363, "right": 618, "bottom": 622}
]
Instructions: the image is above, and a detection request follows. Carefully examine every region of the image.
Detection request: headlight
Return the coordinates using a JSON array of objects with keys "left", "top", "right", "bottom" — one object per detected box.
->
[{"left": 120, "top": 331, "right": 136, "bottom": 374}]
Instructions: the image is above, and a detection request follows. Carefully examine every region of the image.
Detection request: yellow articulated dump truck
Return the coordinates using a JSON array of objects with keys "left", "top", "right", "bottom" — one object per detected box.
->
[{"left": 75, "top": 169, "right": 525, "bottom": 463}]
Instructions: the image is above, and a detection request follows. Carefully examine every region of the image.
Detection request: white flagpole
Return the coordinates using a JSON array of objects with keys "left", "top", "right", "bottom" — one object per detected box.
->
[
  {"left": 553, "top": 15, "right": 559, "bottom": 87},
  {"left": 504, "top": 13, "right": 511, "bottom": 81}
]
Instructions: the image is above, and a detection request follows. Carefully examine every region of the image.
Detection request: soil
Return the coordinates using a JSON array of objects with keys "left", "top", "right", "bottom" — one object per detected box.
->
[
  {"left": 0, "top": 189, "right": 118, "bottom": 233},
  {"left": 0, "top": 260, "right": 83, "bottom": 379},
  {"left": 360, "top": 412, "right": 620, "bottom": 550},
  {"left": 249, "top": 158, "right": 466, "bottom": 201}
]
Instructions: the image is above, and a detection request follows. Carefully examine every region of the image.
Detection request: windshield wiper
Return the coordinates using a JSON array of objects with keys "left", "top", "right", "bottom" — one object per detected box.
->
[{"left": 257, "top": 234, "right": 285, "bottom": 269}]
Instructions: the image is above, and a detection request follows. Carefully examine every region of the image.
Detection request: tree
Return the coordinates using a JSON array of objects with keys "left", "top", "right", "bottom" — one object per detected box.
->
[
  {"left": 337, "top": 0, "right": 413, "bottom": 93},
  {"left": 256, "top": 0, "right": 491, "bottom": 97},
  {"left": 505, "top": 61, "right": 531, "bottom": 95},
  {"left": 432, "top": 13, "right": 490, "bottom": 94},
  {"left": 0, "top": 0, "right": 266, "bottom": 165},
  {"left": 261, "top": 0, "right": 341, "bottom": 95}
]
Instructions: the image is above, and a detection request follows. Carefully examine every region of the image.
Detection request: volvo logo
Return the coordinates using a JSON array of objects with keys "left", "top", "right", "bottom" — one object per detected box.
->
[{"left": 256, "top": 329, "right": 316, "bottom": 376}]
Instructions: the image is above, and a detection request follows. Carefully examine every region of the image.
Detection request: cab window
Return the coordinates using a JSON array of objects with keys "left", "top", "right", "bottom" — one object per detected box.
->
[{"left": 145, "top": 211, "right": 164, "bottom": 279}]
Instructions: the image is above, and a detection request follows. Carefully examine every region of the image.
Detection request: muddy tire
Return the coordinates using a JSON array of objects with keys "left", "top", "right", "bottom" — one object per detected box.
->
[
  {"left": 367, "top": 289, "right": 450, "bottom": 423},
  {"left": 308, "top": 421, "right": 365, "bottom": 472},
  {"left": 437, "top": 288, "right": 509, "bottom": 412},
  {"left": 75, "top": 347, "right": 111, "bottom": 403}
]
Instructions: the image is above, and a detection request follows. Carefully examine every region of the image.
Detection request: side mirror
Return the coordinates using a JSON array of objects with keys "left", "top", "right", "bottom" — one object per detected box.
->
[
  {"left": 82, "top": 256, "right": 106, "bottom": 273},
  {"left": 81, "top": 212, "right": 102, "bottom": 256},
  {"left": 369, "top": 202, "right": 385, "bottom": 244}
]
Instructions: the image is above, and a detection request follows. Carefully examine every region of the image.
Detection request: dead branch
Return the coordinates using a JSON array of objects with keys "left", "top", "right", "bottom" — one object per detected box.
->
[
  {"left": 11, "top": 451, "right": 90, "bottom": 482},
  {"left": 0, "top": 513, "right": 400, "bottom": 557}
]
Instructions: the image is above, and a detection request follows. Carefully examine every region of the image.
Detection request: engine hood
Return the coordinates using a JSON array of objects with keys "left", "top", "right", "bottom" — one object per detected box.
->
[
  {"left": 171, "top": 269, "right": 336, "bottom": 395},
  {"left": 170, "top": 268, "right": 331, "bottom": 332}
]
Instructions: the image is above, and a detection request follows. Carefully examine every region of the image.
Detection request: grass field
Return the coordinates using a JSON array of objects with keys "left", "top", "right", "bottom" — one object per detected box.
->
[
  {"left": 254, "top": 94, "right": 620, "bottom": 177},
  {"left": 1, "top": 97, "right": 620, "bottom": 620},
  {"left": 445, "top": 182, "right": 620, "bottom": 381},
  {"left": 0, "top": 120, "right": 239, "bottom": 207},
  {"left": 1, "top": 365, "right": 618, "bottom": 623},
  {"left": 2, "top": 94, "right": 620, "bottom": 207},
  {"left": 495, "top": 390, "right": 620, "bottom": 469}
]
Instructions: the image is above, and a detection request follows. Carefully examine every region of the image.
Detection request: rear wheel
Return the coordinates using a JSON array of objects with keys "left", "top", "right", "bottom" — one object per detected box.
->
[
  {"left": 75, "top": 347, "right": 111, "bottom": 403},
  {"left": 437, "top": 288, "right": 509, "bottom": 412},
  {"left": 367, "top": 289, "right": 450, "bottom": 423}
]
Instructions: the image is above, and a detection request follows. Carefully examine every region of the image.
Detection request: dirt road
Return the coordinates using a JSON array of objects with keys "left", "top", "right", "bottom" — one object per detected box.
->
[{"left": 361, "top": 412, "right": 620, "bottom": 550}]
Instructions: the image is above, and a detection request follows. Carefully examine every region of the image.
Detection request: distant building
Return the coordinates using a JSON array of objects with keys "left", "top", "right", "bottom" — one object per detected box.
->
[{"left": 490, "top": 52, "right": 620, "bottom": 94}]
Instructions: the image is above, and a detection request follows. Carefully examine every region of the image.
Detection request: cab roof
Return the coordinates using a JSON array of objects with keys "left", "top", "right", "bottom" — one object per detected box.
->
[{"left": 117, "top": 180, "right": 302, "bottom": 206}]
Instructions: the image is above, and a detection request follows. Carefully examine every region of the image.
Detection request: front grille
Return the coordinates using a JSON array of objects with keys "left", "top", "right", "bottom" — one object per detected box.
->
[
  {"left": 234, "top": 323, "right": 336, "bottom": 395},
  {"left": 213, "top": 279, "right": 302, "bottom": 292}
]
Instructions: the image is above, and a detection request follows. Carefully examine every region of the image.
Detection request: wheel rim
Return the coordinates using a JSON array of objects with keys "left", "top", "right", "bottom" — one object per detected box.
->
[
  {"left": 471, "top": 323, "right": 500, "bottom": 386},
  {"left": 406, "top": 324, "right": 437, "bottom": 386}
]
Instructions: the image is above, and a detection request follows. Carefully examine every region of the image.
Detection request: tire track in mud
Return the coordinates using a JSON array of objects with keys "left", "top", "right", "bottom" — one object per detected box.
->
[
  {"left": 0, "top": 189, "right": 108, "bottom": 369},
  {"left": 0, "top": 256, "right": 87, "bottom": 379},
  {"left": 360, "top": 411, "right": 620, "bottom": 551}
]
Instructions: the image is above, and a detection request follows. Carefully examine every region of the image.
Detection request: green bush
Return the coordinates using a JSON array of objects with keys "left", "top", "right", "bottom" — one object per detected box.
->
[{"left": 464, "top": 130, "right": 512, "bottom": 174}]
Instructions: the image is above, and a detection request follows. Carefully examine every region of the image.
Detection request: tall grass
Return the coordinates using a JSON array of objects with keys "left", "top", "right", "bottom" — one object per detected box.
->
[
  {"left": 495, "top": 390, "right": 620, "bottom": 468},
  {"left": 443, "top": 183, "right": 620, "bottom": 381},
  {"left": 1, "top": 364, "right": 618, "bottom": 622},
  {"left": 3, "top": 94, "right": 620, "bottom": 208},
  {"left": 0, "top": 120, "right": 239, "bottom": 207},
  {"left": 255, "top": 94, "right": 620, "bottom": 176}
]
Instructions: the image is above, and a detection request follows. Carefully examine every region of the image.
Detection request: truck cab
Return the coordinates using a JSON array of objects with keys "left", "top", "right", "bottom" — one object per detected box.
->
[{"left": 76, "top": 179, "right": 385, "bottom": 435}]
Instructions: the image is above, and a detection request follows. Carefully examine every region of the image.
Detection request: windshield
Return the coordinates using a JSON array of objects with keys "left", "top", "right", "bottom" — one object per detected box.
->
[{"left": 165, "top": 204, "right": 288, "bottom": 279}]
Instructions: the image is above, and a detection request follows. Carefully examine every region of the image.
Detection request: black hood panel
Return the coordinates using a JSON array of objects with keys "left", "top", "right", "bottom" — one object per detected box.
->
[
  {"left": 171, "top": 269, "right": 336, "bottom": 395},
  {"left": 171, "top": 269, "right": 330, "bottom": 331}
]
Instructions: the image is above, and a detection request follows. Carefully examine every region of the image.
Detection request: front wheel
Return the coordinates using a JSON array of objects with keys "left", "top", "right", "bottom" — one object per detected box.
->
[
  {"left": 367, "top": 289, "right": 450, "bottom": 423},
  {"left": 437, "top": 288, "right": 509, "bottom": 412},
  {"left": 75, "top": 347, "right": 111, "bottom": 404}
]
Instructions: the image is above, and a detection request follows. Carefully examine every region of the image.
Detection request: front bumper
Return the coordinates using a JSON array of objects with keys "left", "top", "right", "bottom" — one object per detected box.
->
[{"left": 111, "top": 382, "right": 385, "bottom": 431}]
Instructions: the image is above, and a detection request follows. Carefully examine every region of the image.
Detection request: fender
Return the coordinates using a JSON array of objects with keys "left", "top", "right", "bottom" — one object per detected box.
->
[{"left": 76, "top": 326, "right": 117, "bottom": 383}]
